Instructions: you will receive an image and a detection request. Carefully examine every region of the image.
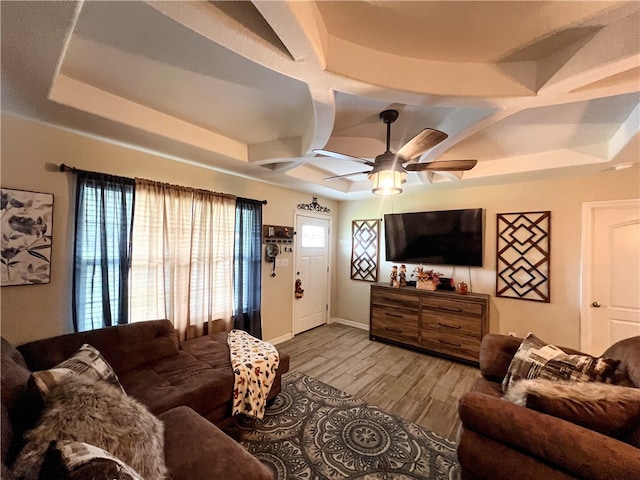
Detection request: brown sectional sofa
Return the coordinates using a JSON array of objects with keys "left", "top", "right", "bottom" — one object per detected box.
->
[
  {"left": 2, "top": 319, "right": 290, "bottom": 479},
  {"left": 457, "top": 334, "right": 640, "bottom": 480}
]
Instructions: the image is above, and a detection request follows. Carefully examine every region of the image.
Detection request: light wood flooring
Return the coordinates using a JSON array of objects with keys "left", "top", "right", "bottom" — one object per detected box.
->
[{"left": 277, "top": 322, "right": 480, "bottom": 442}]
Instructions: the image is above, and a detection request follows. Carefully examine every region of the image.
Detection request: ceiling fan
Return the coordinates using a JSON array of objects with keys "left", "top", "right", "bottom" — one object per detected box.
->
[{"left": 313, "top": 109, "right": 477, "bottom": 195}]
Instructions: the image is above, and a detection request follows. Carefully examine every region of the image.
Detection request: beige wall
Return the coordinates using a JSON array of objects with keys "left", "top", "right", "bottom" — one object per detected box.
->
[
  {"left": 2, "top": 113, "right": 638, "bottom": 352},
  {"left": 333, "top": 165, "right": 639, "bottom": 350},
  {"left": 0, "top": 114, "right": 337, "bottom": 345}
]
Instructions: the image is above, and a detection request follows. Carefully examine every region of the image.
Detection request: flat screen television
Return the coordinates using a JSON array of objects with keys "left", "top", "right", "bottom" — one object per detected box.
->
[{"left": 384, "top": 208, "right": 483, "bottom": 266}]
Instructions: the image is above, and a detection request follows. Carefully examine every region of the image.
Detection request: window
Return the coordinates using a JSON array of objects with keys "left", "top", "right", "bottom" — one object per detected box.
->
[
  {"left": 73, "top": 174, "right": 251, "bottom": 340},
  {"left": 129, "top": 180, "right": 235, "bottom": 340},
  {"left": 73, "top": 174, "right": 134, "bottom": 332},
  {"left": 301, "top": 224, "right": 326, "bottom": 248},
  {"left": 233, "top": 198, "right": 263, "bottom": 337}
]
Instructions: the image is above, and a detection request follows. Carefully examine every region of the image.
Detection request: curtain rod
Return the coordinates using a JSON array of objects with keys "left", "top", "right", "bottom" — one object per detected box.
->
[{"left": 59, "top": 163, "right": 267, "bottom": 205}]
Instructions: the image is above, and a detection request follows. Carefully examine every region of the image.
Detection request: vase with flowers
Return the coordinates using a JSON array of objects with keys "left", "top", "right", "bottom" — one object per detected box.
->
[{"left": 411, "top": 265, "right": 442, "bottom": 291}]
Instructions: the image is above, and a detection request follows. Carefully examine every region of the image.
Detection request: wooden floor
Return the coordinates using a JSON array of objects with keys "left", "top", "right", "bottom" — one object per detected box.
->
[{"left": 277, "top": 322, "right": 480, "bottom": 441}]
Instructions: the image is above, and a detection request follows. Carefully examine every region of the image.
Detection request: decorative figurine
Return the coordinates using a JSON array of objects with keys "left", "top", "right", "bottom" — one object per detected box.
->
[
  {"left": 390, "top": 265, "right": 398, "bottom": 287},
  {"left": 399, "top": 264, "right": 407, "bottom": 287}
]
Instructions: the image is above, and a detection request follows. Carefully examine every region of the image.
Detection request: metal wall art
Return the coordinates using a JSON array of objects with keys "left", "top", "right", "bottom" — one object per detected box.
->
[
  {"left": 496, "top": 211, "right": 551, "bottom": 302},
  {"left": 1, "top": 188, "right": 54, "bottom": 286},
  {"left": 297, "top": 197, "right": 330, "bottom": 214},
  {"left": 351, "top": 219, "right": 379, "bottom": 282}
]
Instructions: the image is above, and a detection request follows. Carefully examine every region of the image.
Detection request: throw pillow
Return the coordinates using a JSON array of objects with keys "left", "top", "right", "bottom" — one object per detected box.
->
[
  {"left": 40, "top": 440, "right": 144, "bottom": 480},
  {"left": 504, "top": 379, "right": 640, "bottom": 447},
  {"left": 11, "top": 375, "right": 167, "bottom": 480},
  {"left": 502, "top": 333, "right": 619, "bottom": 392},
  {"left": 31, "top": 344, "right": 123, "bottom": 397}
]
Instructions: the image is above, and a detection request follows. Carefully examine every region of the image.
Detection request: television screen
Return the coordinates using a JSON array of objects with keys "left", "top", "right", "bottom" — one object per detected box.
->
[{"left": 384, "top": 208, "right": 483, "bottom": 266}]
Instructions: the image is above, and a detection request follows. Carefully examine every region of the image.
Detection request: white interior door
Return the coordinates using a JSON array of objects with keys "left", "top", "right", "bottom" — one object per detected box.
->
[
  {"left": 581, "top": 199, "right": 640, "bottom": 354},
  {"left": 293, "top": 214, "right": 329, "bottom": 335}
]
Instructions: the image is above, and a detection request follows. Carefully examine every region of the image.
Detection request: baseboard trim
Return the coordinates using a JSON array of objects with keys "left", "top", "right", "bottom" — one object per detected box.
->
[
  {"left": 267, "top": 333, "right": 293, "bottom": 345},
  {"left": 330, "top": 317, "right": 370, "bottom": 331}
]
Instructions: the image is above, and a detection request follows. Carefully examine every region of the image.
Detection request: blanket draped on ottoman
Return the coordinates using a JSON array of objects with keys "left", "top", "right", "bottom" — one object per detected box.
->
[{"left": 227, "top": 329, "right": 280, "bottom": 419}]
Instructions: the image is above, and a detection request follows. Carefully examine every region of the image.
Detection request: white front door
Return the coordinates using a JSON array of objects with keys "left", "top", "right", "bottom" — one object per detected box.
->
[
  {"left": 581, "top": 199, "right": 640, "bottom": 354},
  {"left": 293, "top": 213, "right": 330, "bottom": 335}
]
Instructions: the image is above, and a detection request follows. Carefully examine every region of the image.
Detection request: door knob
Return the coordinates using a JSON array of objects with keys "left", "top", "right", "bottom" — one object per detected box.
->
[{"left": 592, "top": 301, "right": 601, "bottom": 308}]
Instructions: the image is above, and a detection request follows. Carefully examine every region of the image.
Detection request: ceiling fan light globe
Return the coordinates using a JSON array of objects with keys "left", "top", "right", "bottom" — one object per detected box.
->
[
  {"left": 372, "top": 186, "right": 402, "bottom": 196},
  {"left": 370, "top": 169, "right": 405, "bottom": 196}
]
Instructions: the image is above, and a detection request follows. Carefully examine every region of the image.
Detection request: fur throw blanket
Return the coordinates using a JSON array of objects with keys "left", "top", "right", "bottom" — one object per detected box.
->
[
  {"left": 12, "top": 374, "right": 167, "bottom": 480},
  {"left": 505, "top": 379, "right": 640, "bottom": 406}
]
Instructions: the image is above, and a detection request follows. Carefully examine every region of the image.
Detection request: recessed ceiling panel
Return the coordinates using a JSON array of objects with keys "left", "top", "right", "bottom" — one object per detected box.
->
[
  {"left": 330, "top": 91, "right": 496, "bottom": 154},
  {"left": 316, "top": 1, "right": 627, "bottom": 63},
  {"left": 445, "top": 93, "right": 639, "bottom": 160},
  {"left": 64, "top": 1, "right": 311, "bottom": 145}
]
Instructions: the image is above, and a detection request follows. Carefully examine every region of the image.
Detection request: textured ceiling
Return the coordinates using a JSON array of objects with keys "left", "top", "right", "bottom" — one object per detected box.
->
[{"left": 2, "top": 1, "right": 639, "bottom": 200}]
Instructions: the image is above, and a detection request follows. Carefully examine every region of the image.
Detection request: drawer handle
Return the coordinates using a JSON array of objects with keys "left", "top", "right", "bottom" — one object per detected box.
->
[
  {"left": 385, "top": 327, "right": 403, "bottom": 333},
  {"left": 438, "top": 339, "right": 462, "bottom": 347},
  {"left": 438, "top": 306, "right": 462, "bottom": 312},
  {"left": 438, "top": 322, "right": 461, "bottom": 329},
  {"left": 385, "top": 312, "right": 403, "bottom": 318}
]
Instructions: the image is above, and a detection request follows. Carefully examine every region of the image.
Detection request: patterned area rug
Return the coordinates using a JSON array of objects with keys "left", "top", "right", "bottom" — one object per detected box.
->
[{"left": 225, "top": 371, "right": 460, "bottom": 480}]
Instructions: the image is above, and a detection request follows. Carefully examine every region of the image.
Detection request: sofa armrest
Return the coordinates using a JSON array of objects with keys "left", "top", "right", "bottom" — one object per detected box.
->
[
  {"left": 159, "top": 406, "right": 272, "bottom": 480},
  {"left": 459, "top": 391, "right": 640, "bottom": 480},
  {"left": 478, "top": 334, "right": 523, "bottom": 381}
]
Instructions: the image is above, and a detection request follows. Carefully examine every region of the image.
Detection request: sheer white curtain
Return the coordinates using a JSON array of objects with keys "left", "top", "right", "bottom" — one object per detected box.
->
[{"left": 129, "top": 179, "right": 235, "bottom": 340}]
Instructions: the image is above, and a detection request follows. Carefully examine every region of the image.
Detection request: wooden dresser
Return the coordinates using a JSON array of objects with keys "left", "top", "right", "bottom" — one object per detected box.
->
[{"left": 369, "top": 284, "right": 489, "bottom": 364}]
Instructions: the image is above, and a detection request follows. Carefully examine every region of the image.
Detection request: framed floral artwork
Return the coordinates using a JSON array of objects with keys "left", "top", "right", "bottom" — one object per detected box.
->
[{"left": 1, "top": 188, "right": 54, "bottom": 286}]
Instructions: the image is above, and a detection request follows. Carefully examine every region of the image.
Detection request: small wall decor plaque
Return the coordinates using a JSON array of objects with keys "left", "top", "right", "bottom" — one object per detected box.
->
[
  {"left": 496, "top": 211, "right": 550, "bottom": 302},
  {"left": 297, "top": 196, "right": 330, "bottom": 214},
  {"left": 1, "top": 188, "right": 54, "bottom": 286},
  {"left": 351, "top": 219, "right": 379, "bottom": 282}
]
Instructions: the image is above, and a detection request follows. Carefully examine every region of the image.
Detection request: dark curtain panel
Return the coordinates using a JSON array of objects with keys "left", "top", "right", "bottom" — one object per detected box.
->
[
  {"left": 233, "top": 197, "right": 263, "bottom": 338},
  {"left": 72, "top": 172, "right": 135, "bottom": 332}
]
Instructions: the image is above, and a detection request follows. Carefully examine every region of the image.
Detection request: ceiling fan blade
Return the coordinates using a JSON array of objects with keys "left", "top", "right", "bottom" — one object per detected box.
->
[
  {"left": 397, "top": 128, "right": 448, "bottom": 160},
  {"left": 313, "top": 149, "right": 375, "bottom": 166},
  {"left": 324, "top": 170, "right": 372, "bottom": 180},
  {"left": 404, "top": 159, "right": 478, "bottom": 172}
]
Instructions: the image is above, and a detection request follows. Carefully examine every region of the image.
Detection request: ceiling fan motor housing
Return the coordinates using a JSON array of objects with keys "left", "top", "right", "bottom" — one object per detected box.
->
[
  {"left": 380, "top": 109, "right": 399, "bottom": 124},
  {"left": 367, "top": 152, "right": 408, "bottom": 184}
]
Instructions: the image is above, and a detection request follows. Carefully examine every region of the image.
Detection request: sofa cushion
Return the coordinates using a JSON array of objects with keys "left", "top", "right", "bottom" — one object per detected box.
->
[
  {"left": 119, "top": 350, "right": 234, "bottom": 416},
  {"left": 504, "top": 379, "right": 640, "bottom": 446},
  {"left": 159, "top": 406, "right": 272, "bottom": 480},
  {"left": 502, "top": 333, "right": 619, "bottom": 392},
  {"left": 181, "top": 331, "right": 290, "bottom": 399},
  {"left": 11, "top": 375, "right": 167, "bottom": 480},
  {"left": 40, "top": 441, "right": 144, "bottom": 480},
  {"left": 31, "top": 344, "right": 123, "bottom": 397}
]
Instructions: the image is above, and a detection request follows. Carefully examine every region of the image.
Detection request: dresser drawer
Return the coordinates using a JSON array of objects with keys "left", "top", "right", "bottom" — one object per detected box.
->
[
  {"left": 421, "top": 296, "right": 483, "bottom": 316},
  {"left": 371, "top": 308, "right": 419, "bottom": 345},
  {"left": 371, "top": 290, "right": 419, "bottom": 312},
  {"left": 421, "top": 313, "right": 482, "bottom": 338},
  {"left": 419, "top": 331, "right": 481, "bottom": 363}
]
